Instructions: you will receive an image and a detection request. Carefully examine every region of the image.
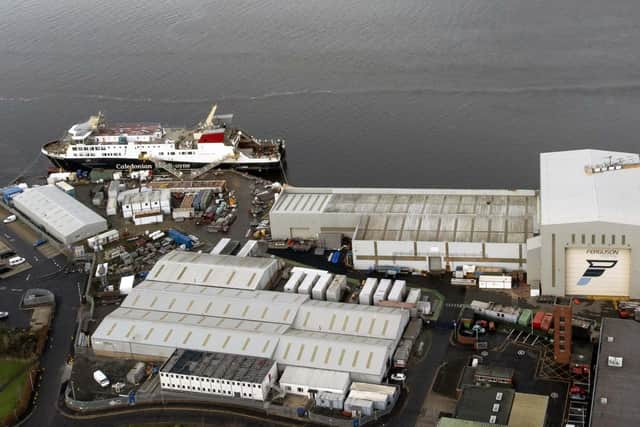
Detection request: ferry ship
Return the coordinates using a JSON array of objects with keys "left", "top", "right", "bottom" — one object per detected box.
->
[{"left": 41, "top": 105, "right": 285, "bottom": 172}]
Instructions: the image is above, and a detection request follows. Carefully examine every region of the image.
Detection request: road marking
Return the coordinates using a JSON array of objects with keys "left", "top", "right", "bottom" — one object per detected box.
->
[
  {"left": 11, "top": 288, "right": 21, "bottom": 292},
  {"left": 0, "top": 286, "right": 6, "bottom": 290},
  {"left": 25, "top": 274, "right": 30, "bottom": 281},
  {"left": 444, "top": 303, "right": 465, "bottom": 308},
  {"left": 34, "top": 256, "right": 39, "bottom": 262}
]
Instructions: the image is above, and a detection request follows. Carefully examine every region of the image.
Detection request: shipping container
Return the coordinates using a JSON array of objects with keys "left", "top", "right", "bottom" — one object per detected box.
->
[
  {"left": 166, "top": 228, "right": 193, "bottom": 249},
  {"left": 298, "top": 272, "right": 319, "bottom": 295},
  {"left": 312, "top": 274, "right": 333, "bottom": 300},
  {"left": 210, "top": 238, "right": 231, "bottom": 255},
  {"left": 3, "top": 186, "right": 25, "bottom": 203},
  {"left": 373, "top": 279, "right": 393, "bottom": 305},
  {"left": 284, "top": 270, "right": 306, "bottom": 293},
  {"left": 55, "top": 180, "right": 76, "bottom": 197},
  {"left": 540, "top": 313, "right": 553, "bottom": 332},
  {"left": 236, "top": 240, "right": 259, "bottom": 257},
  {"left": 479, "top": 275, "right": 512, "bottom": 289},
  {"left": 388, "top": 280, "right": 407, "bottom": 302},
  {"left": 517, "top": 309, "right": 533, "bottom": 328},
  {"left": 532, "top": 311, "right": 545, "bottom": 330},
  {"left": 402, "top": 318, "right": 423, "bottom": 343},
  {"left": 359, "top": 278, "right": 379, "bottom": 305},
  {"left": 405, "top": 288, "right": 422, "bottom": 305},
  {"left": 326, "top": 275, "right": 346, "bottom": 302}
]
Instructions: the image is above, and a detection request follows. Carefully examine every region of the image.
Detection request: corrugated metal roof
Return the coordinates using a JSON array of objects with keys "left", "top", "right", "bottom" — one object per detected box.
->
[
  {"left": 274, "top": 329, "right": 392, "bottom": 378},
  {"left": 147, "top": 251, "right": 279, "bottom": 290},
  {"left": 123, "top": 282, "right": 308, "bottom": 325},
  {"left": 541, "top": 149, "right": 640, "bottom": 226},
  {"left": 292, "top": 299, "right": 409, "bottom": 340},
  {"left": 92, "top": 308, "right": 282, "bottom": 358},
  {"left": 12, "top": 185, "right": 106, "bottom": 240}
]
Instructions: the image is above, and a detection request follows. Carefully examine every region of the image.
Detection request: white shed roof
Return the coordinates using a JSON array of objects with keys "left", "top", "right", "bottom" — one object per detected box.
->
[
  {"left": 147, "top": 251, "right": 279, "bottom": 290},
  {"left": 274, "top": 329, "right": 392, "bottom": 379},
  {"left": 292, "top": 300, "right": 409, "bottom": 341},
  {"left": 12, "top": 185, "right": 106, "bottom": 240},
  {"left": 92, "top": 308, "right": 282, "bottom": 358},
  {"left": 541, "top": 149, "right": 640, "bottom": 226},
  {"left": 279, "top": 366, "right": 351, "bottom": 393},
  {"left": 123, "top": 282, "right": 308, "bottom": 325}
]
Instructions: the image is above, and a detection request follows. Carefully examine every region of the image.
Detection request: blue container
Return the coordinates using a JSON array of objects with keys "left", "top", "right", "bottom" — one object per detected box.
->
[
  {"left": 2, "top": 187, "right": 23, "bottom": 204},
  {"left": 167, "top": 228, "right": 193, "bottom": 249}
]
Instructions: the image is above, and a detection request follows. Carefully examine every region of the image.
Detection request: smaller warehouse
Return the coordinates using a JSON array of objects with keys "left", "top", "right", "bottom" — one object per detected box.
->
[
  {"left": 11, "top": 185, "right": 107, "bottom": 245},
  {"left": 160, "top": 349, "right": 277, "bottom": 401},
  {"left": 279, "top": 366, "right": 351, "bottom": 401}
]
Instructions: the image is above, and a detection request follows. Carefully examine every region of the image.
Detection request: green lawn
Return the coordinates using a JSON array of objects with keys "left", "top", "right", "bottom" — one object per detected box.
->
[{"left": 0, "top": 359, "right": 32, "bottom": 420}]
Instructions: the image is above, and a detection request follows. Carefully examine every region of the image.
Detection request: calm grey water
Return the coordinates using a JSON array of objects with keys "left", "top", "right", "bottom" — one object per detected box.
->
[{"left": 1, "top": 0, "right": 639, "bottom": 188}]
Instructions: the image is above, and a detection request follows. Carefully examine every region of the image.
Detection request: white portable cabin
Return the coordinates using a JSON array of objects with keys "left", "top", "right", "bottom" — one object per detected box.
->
[
  {"left": 359, "top": 278, "right": 379, "bottom": 305},
  {"left": 284, "top": 270, "right": 306, "bottom": 293},
  {"left": 237, "top": 240, "right": 259, "bottom": 258},
  {"left": 298, "top": 271, "right": 319, "bottom": 295},
  {"left": 312, "top": 274, "right": 334, "bottom": 300},
  {"left": 106, "top": 198, "right": 117, "bottom": 216},
  {"left": 478, "top": 275, "right": 512, "bottom": 289},
  {"left": 160, "top": 190, "right": 171, "bottom": 214},
  {"left": 405, "top": 288, "right": 422, "bottom": 305},
  {"left": 373, "top": 279, "right": 392, "bottom": 305},
  {"left": 210, "top": 238, "right": 231, "bottom": 255},
  {"left": 388, "top": 280, "right": 407, "bottom": 302}
]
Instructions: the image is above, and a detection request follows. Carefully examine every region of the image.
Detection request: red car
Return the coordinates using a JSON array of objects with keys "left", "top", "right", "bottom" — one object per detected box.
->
[
  {"left": 618, "top": 309, "right": 633, "bottom": 319},
  {"left": 570, "top": 385, "right": 586, "bottom": 395}
]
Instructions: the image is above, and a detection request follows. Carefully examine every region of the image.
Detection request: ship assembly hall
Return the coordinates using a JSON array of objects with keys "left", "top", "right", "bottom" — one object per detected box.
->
[{"left": 270, "top": 149, "right": 640, "bottom": 299}]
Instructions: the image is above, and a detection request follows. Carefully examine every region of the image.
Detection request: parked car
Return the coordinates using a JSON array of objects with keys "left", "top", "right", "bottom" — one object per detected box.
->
[
  {"left": 3, "top": 215, "right": 16, "bottom": 224},
  {"left": 8, "top": 256, "right": 25, "bottom": 267},
  {"left": 390, "top": 372, "right": 407, "bottom": 382},
  {"left": 93, "top": 370, "right": 110, "bottom": 388},
  {"left": 488, "top": 321, "right": 496, "bottom": 333},
  {"left": 33, "top": 239, "right": 47, "bottom": 247},
  {"left": 570, "top": 385, "right": 586, "bottom": 395},
  {"left": 0, "top": 311, "right": 8, "bottom": 320},
  {"left": 570, "top": 393, "right": 588, "bottom": 401}
]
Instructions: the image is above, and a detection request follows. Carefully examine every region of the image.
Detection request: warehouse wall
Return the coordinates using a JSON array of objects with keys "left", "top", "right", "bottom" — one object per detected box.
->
[
  {"left": 539, "top": 221, "right": 640, "bottom": 298},
  {"left": 269, "top": 212, "right": 360, "bottom": 239}
]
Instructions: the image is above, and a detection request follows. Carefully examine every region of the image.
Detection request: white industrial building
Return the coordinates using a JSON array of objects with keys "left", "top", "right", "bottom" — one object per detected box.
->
[
  {"left": 528, "top": 149, "right": 640, "bottom": 298},
  {"left": 270, "top": 187, "right": 537, "bottom": 272},
  {"left": 11, "top": 185, "right": 107, "bottom": 245},
  {"left": 92, "top": 251, "right": 409, "bottom": 383},
  {"left": 159, "top": 349, "right": 277, "bottom": 401},
  {"left": 146, "top": 251, "right": 281, "bottom": 291},
  {"left": 279, "top": 366, "right": 350, "bottom": 400}
]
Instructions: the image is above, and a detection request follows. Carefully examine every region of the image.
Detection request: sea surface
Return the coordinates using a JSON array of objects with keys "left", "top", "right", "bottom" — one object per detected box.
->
[{"left": 1, "top": 0, "right": 640, "bottom": 188}]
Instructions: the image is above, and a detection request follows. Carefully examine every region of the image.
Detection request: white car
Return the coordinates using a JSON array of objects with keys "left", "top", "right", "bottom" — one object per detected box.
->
[
  {"left": 390, "top": 372, "right": 407, "bottom": 382},
  {"left": 8, "top": 256, "right": 25, "bottom": 267},
  {"left": 3, "top": 215, "right": 16, "bottom": 224},
  {"left": 0, "top": 312, "right": 8, "bottom": 320},
  {"left": 93, "top": 370, "right": 110, "bottom": 388}
]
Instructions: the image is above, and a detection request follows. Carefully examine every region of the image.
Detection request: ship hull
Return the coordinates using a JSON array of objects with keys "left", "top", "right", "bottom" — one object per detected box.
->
[{"left": 44, "top": 154, "right": 281, "bottom": 172}]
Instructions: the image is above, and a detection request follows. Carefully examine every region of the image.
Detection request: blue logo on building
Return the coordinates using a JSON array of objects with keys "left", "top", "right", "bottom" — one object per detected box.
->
[{"left": 577, "top": 260, "right": 617, "bottom": 286}]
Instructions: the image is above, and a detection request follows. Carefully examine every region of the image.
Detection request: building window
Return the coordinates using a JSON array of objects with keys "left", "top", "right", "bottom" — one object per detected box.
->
[
  {"left": 612, "top": 235, "right": 616, "bottom": 245},
  {"left": 622, "top": 235, "right": 627, "bottom": 245},
  {"left": 571, "top": 234, "right": 575, "bottom": 244},
  {"left": 298, "top": 387, "right": 304, "bottom": 392},
  {"left": 602, "top": 234, "right": 606, "bottom": 245},
  {"left": 592, "top": 234, "right": 595, "bottom": 245}
]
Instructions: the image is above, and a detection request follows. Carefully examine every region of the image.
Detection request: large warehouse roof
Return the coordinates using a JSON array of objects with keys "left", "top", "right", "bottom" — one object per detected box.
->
[
  {"left": 541, "top": 149, "right": 640, "bottom": 226},
  {"left": 147, "top": 251, "right": 279, "bottom": 290},
  {"left": 274, "top": 329, "right": 392, "bottom": 381},
  {"left": 292, "top": 300, "right": 409, "bottom": 340},
  {"left": 123, "top": 282, "right": 308, "bottom": 325},
  {"left": 92, "top": 308, "right": 283, "bottom": 358},
  {"left": 271, "top": 187, "right": 538, "bottom": 243},
  {"left": 12, "top": 185, "right": 107, "bottom": 244}
]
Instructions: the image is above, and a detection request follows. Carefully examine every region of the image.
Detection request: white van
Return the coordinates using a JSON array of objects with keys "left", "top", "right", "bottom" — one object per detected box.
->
[
  {"left": 9, "top": 256, "right": 25, "bottom": 267},
  {"left": 3, "top": 215, "right": 16, "bottom": 224},
  {"left": 93, "top": 370, "right": 110, "bottom": 388}
]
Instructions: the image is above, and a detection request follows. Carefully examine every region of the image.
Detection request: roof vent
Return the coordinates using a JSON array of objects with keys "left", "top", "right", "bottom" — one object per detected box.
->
[
  {"left": 489, "top": 415, "right": 497, "bottom": 424},
  {"left": 492, "top": 403, "right": 500, "bottom": 413},
  {"left": 607, "top": 336, "right": 614, "bottom": 343},
  {"left": 495, "top": 392, "right": 503, "bottom": 401},
  {"left": 600, "top": 397, "right": 608, "bottom": 405},
  {"left": 608, "top": 356, "right": 623, "bottom": 367}
]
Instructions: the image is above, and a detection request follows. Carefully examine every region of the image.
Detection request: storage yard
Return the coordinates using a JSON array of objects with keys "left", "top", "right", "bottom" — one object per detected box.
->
[{"left": 2, "top": 148, "right": 640, "bottom": 427}]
